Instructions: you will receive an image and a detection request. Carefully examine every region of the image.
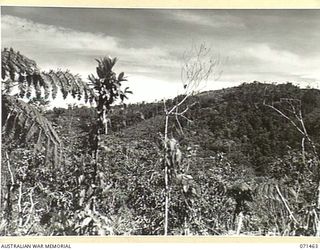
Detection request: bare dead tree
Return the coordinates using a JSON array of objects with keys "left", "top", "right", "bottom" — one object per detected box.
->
[
  {"left": 263, "top": 98, "right": 318, "bottom": 162},
  {"left": 162, "top": 42, "right": 222, "bottom": 235},
  {"left": 263, "top": 93, "right": 320, "bottom": 236}
]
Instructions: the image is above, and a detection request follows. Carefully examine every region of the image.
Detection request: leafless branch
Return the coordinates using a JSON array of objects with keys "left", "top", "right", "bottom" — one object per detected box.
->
[
  {"left": 181, "top": 42, "right": 222, "bottom": 96},
  {"left": 5, "top": 152, "right": 14, "bottom": 185},
  {"left": 18, "top": 182, "right": 23, "bottom": 227},
  {"left": 265, "top": 97, "right": 319, "bottom": 162},
  {"left": 23, "top": 188, "right": 35, "bottom": 227},
  {"left": 275, "top": 185, "right": 298, "bottom": 224},
  {"left": 263, "top": 101, "right": 305, "bottom": 135},
  {"left": 163, "top": 99, "right": 168, "bottom": 113},
  {"left": 175, "top": 114, "right": 184, "bottom": 135},
  {"left": 168, "top": 94, "right": 190, "bottom": 115},
  {"left": 313, "top": 208, "right": 320, "bottom": 237}
]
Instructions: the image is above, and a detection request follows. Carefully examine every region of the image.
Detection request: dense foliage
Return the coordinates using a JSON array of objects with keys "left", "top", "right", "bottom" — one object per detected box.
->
[{"left": 1, "top": 49, "right": 320, "bottom": 236}]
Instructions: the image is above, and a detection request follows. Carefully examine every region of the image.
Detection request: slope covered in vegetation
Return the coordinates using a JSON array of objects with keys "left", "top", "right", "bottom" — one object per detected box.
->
[
  {"left": 28, "top": 82, "right": 318, "bottom": 236},
  {"left": 88, "top": 82, "right": 320, "bottom": 176}
]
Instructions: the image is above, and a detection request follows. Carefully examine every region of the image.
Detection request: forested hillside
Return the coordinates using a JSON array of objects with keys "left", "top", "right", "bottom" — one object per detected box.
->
[
  {"left": 48, "top": 82, "right": 320, "bottom": 175},
  {"left": 37, "top": 82, "right": 320, "bottom": 236}
]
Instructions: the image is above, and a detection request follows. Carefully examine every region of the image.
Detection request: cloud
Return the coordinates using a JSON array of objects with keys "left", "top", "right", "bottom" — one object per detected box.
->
[
  {"left": 243, "top": 44, "right": 300, "bottom": 66},
  {"left": 226, "top": 43, "right": 320, "bottom": 84},
  {"left": 1, "top": 15, "right": 180, "bottom": 79},
  {"left": 291, "top": 56, "right": 320, "bottom": 84},
  {"left": 170, "top": 10, "right": 246, "bottom": 29},
  {"left": 1, "top": 15, "right": 118, "bottom": 51},
  {"left": 2, "top": 10, "right": 319, "bottom": 109}
]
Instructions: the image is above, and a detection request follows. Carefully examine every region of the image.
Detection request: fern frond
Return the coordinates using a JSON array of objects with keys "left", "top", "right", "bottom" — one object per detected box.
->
[
  {"left": 64, "top": 71, "right": 78, "bottom": 98},
  {"left": 42, "top": 70, "right": 96, "bottom": 102},
  {"left": 41, "top": 71, "right": 57, "bottom": 99},
  {"left": 17, "top": 81, "right": 28, "bottom": 98},
  {"left": 56, "top": 70, "right": 69, "bottom": 98},
  {"left": 40, "top": 75, "right": 50, "bottom": 99},
  {"left": 2, "top": 48, "right": 95, "bottom": 103},
  {"left": 1, "top": 48, "right": 38, "bottom": 81},
  {"left": 254, "top": 181, "right": 299, "bottom": 203},
  {"left": 2, "top": 95, "right": 62, "bottom": 165}
]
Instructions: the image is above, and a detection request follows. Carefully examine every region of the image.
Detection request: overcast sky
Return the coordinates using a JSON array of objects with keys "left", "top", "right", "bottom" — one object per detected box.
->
[{"left": 2, "top": 7, "right": 320, "bottom": 106}]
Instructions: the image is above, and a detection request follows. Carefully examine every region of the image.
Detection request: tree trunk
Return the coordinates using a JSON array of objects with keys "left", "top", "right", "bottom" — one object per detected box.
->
[
  {"left": 316, "top": 181, "right": 320, "bottom": 237},
  {"left": 236, "top": 211, "right": 244, "bottom": 235},
  {"left": 0, "top": 154, "right": 2, "bottom": 213},
  {"left": 164, "top": 114, "right": 169, "bottom": 236}
]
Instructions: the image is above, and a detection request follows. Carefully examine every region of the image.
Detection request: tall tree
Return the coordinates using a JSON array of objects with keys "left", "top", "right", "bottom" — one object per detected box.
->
[{"left": 162, "top": 43, "right": 222, "bottom": 235}]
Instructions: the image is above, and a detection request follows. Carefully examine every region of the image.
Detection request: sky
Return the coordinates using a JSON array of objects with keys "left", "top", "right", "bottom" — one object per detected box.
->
[{"left": 1, "top": 7, "right": 320, "bottom": 107}]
